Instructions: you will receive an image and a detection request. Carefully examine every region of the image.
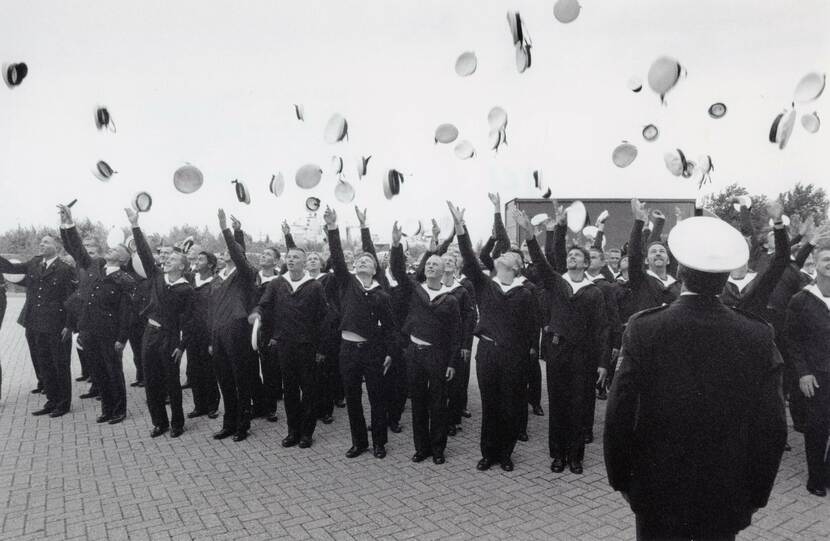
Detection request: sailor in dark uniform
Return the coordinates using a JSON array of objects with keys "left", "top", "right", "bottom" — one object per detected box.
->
[{"left": 604, "top": 216, "right": 787, "bottom": 541}]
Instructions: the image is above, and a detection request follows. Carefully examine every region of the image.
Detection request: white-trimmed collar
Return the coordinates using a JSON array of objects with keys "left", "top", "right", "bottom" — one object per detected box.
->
[
  {"left": 727, "top": 272, "right": 757, "bottom": 292},
  {"left": 443, "top": 276, "right": 464, "bottom": 291},
  {"left": 562, "top": 272, "right": 594, "bottom": 294},
  {"left": 105, "top": 265, "right": 120, "bottom": 276},
  {"left": 421, "top": 282, "right": 451, "bottom": 301},
  {"left": 491, "top": 276, "right": 525, "bottom": 293},
  {"left": 194, "top": 274, "right": 214, "bottom": 288},
  {"left": 220, "top": 267, "right": 236, "bottom": 280},
  {"left": 647, "top": 269, "right": 677, "bottom": 288},
  {"left": 259, "top": 269, "right": 279, "bottom": 284},
  {"left": 165, "top": 274, "right": 189, "bottom": 286},
  {"left": 804, "top": 284, "right": 830, "bottom": 310},
  {"left": 286, "top": 271, "right": 313, "bottom": 292},
  {"left": 42, "top": 256, "right": 58, "bottom": 269},
  {"left": 354, "top": 274, "right": 382, "bottom": 291}
]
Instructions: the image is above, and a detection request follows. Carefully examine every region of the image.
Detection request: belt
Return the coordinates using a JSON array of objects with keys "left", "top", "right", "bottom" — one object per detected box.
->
[
  {"left": 479, "top": 335, "right": 499, "bottom": 347},
  {"left": 342, "top": 339, "right": 369, "bottom": 348}
]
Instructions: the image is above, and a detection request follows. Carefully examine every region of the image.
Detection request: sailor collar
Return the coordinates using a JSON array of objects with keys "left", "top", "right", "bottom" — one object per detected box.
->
[{"left": 647, "top": 269, "right": 677, "bottom": 288}]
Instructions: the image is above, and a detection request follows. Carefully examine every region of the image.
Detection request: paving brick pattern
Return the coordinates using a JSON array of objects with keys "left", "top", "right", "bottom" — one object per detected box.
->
[{"left": 0, "top": 296, "right": 827, "bottom": 540}]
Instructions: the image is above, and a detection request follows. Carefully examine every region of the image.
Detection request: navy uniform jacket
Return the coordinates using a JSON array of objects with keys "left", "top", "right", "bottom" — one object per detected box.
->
[
  {"left": 785, "top": 287, "right": 830, "bottom": 377},
  {"left": 209, "top": 228, "right": 257, "bottom": 340},
  {"left": 624, "top": 220, "right": 680, "bottom": 315},
  {"left": 0, "top": 254, "right": 75, "bottom": 334},
  {"left": 0, "top": 276, "right": 6, "bottom": 329},
  {"left": 605, "top": 295, "right": 786, "bottom": 534}
]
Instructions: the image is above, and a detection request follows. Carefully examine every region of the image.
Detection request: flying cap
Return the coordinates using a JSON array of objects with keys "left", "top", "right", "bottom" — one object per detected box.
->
[
  {"left": 647, "top": 56, "right": 683, "bottom": 103},
  {"left": 2, "top": 62, "right": 28, "bottom": 88},
  {"left": 454, "top": 140, "right": 475, "bottom": 160},
  {"left": 627, "top": 76, "right": 643, "bottom": 93},
  {"left": 663, "top": 149, "right": 687, "bottom": 176},
  {"left": 794, "top": 72, "right": 826, "bottom": 103},
  {"left": 507, "top": 11, "right": 532, "bottom": 73},
  {"left": 331, "top": 155, "right": 344, "bottom": 174},
  {"left": 515, "top": 43, "right": 531, "bottom": 73},
  {"left": 269, "top": 173, "right": 285, "bottom": 197},
  {"left": 769, "top": 215, "right": 790, "bottom": 227},
  {"left": 612, "top": 142, "right": 637, "bottom": 167},
  {"left": 2, "top": 258, "right": 25, "bottom": 284},
  {"left": 106, "top": 227, "right": 125, "bottom": 249},
  {"left": 530, "top": 213, "right": 549, "bottom": 226},
  {"left": 324, "top": 113, "right": 348, "bottom": 143},
  {"left": 383, "top": 169, "right": 404, "bottom": 200},
  {"left": 334, "top": 179, "right": 355, "bottom": 203},
  {"left": 668, "top": 216, "right": 748, "bottom": 272},
  {"left": 173, "top": 164, "right": 203, "bottom": 194},
  {"left": 769, "top": 109, "right": 796, "bottom": 149},
  {"left": 532, "top": 170, "right": 545, "bottom": 192},
  {"left": 708, "top": 102, "right": 727, "bottom": 119},
  {"left": 642, "top": 124, "right": 659, "bottom": 141},
  {"left": 295, "top": 164, "right": 323, "bottom": 189},
  {"left": 231, "top": 179, "right": 251, "bottom": 204},
  {"left": 294, "top": 104, "right": 304, "bottom": 121},
  {"left": 566, "top": 201, "right": 587, "bottom": 233},
  {"left": 132, "top": 192, "right": 153, "bottom": 213},
  {"left": 356, "top": 155, "right": 371, "bottom": 178},
  {"left": 305, "top": 197, "right": 321, "bottom": 212},
  {"left": 732, "top": 195, "right": 752, "bottom": 212},
  {"left": 553, "top": 0, "right": 581, "bottom": 23},
  {"left": 597, "top": 209, "right": 609, "bottom": 224},
  {"left": 434, "top": 123, "right": 459, "bottom": 144},
  {"left": 488, "top": 128, "right": 506, "bottom": 151},
  {"left": 693, "top": 155, "right": 714, "bottom": 187},
  {"left": 488, "top": 107, "right": 508, "bottom": 130},
  {"left": 93, "top": 160, "right": 116, "bottom": 181},
  {"left": 801, "top": 112, "right": 821, "bottom": 134},
  {"left": 95, "top": 107, "right": 115, "bottom": 131},
  {"left": 455, "top": 52, "right": 477, "bottom": 77}
]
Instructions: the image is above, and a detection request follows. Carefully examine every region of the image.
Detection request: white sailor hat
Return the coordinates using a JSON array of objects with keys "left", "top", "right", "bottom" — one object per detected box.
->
[
  {"left": 295, "top": 164, "right": 323, "bottom": 189},
  {"left": 794, "top": 72, "right": 825, "bottom": 104},
  {"left": 324, "top": 113, "right": 348, "bottom": 144},
  {"left": 93, "top": 160, "right": 116, "bottom": 182},
  {"left": 383, "top": 169, "right": 404, "bottom": 199},
  {"left": 131, "top": 191, "right": 153, "bottom": 213},
  {"left": 334, "top": 179, "right": 355, "bottom": 203},
  {"left": 455, "top": 52, "right": 477, "bottom": 77},
  {"left": 173, "top": 164, "right": 203, "bottom": 194},
  {"left": 231, "top": 179, "right": 251, "bottom": 204},
  {"left": 554, "top": 0, "right": 581, "bottom": 24},
  {"left": 668, "top": 216, "right": 748, "bottom": 272},
  {"left": 801, "top": 112, "right": 820, "bottom": 134},
  {"left": 647, "top": 56, "right": 683, "bottom": 103},
  {"left": 566, "top": 201, "right": 587, "bottom": 233},
  {"left": 269, "top": 173, "right": 285, "bottom": 197},
  {"left": 434, "top": 123, "right": 459, "bottom": 144},
  {"left": 612, "top": 142, "right": 637, "bottom": 167}
]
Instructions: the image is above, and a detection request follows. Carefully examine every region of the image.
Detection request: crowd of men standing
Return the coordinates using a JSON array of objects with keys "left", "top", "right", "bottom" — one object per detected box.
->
[{"left": 1, "top": 193, "right": 829, "bottom": 540}]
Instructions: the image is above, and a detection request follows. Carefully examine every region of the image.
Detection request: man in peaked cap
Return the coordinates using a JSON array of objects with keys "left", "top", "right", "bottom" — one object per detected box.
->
[{"left": 604, "top": 216, "right": 787, "bottom": 540}]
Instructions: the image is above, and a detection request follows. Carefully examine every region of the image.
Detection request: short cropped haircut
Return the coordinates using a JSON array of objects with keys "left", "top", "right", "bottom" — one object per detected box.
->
[{"left": 678, "top": 265, "right": 729, "bottom": 297}]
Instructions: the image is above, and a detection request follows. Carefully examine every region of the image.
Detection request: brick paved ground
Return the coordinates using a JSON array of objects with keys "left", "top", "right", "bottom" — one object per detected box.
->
[{"left": 0, "top": 296, "right": 827, "bottom": 540}]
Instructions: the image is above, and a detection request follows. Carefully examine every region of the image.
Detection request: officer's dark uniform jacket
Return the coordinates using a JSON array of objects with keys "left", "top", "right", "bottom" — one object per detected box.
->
[
  {"left": 785, "top": 286, "right": 830, "bottom": 378},
  {"left": 604, "top": 295, "right": 787, "bottom": 534},
  {"left": 0, "top": 254, "right": 75, "bottom": 334}
]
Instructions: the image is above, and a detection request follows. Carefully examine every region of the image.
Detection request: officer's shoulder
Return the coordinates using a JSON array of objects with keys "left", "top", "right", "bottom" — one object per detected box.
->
[
  {"left": 728, "top": 305, "right": 775, "bottom": 332},
  {"left": 627, "top": 304, "right": 670, "bottom": 325}
]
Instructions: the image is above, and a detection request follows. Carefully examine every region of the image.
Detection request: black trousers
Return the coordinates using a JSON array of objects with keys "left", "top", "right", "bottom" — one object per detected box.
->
[
  {"left": 448, "top": 351, "right": 469, "bottom": 425},
  {"left": 406, "top": 343, "right": 450, "bottom": 455},
  {"left": 386, "top": 343, "right": 408, "bottom": 425},
  {"left": 546, "top": 341, "right": 588, "bottom": 463},
  {"left": 339, "top": 340, "right": 387, "bottom": 448},
  {"left": 213, "top": 320, "right": 253, "bottom": 433},
  {"left": 520, "top": 352, "right": 542, "bottom": 433},
  {"left": 635, "top": 516, "right": 736, "bottom": 541},
  {"left": 77, "top": 346, "right": 99, "bottom": 393},
  {"left": 582, "top": 367, "right": 598, "bottom": 436},
  {"left": 277, "top": 340, "right": 319, "bottom": 439},
  {"left": 476, "top": 339, "right": 524, "bottom": 462},
  {"left": 24, "top": 328, "right": 44, "bottom": 390},
  {"left": 30, "top": 329, "right": 72, "bottom": 412},
  {"left": 317, "top": 346, "right": 343, "bottom": 418},
  {"left": 128, "top": 316, "right": 145, "bottom": 383},
  {"left": 142, "top": 325, "right": 184, "bottom": 430},
  {"left": 258, "top": 337, "right": 282, "bottom": 415},
  {"left": 804, "top": 372, "right": 830, "bottom": 488},
  {"left": 85, "top": 333, "right": 126, "bottom": 418},
  {"left": 186, "top": 337, "right": 220, "bottom": 414}
]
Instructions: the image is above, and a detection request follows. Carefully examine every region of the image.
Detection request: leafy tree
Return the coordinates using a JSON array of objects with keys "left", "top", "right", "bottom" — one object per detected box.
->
[
  {"left": 704, "top": 183, "right": 769, "bottom": 235},
  {"left": 779, "top": 182, "right": 828, "bottom": 225}
]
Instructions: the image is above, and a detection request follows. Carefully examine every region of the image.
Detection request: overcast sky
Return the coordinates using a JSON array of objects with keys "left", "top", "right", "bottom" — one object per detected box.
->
[{"left": 1, "top": 0, "right": 827, "bottom": 243}]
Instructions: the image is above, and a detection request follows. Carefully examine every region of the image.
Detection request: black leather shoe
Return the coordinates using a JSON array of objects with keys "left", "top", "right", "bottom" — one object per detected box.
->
[
  {"left": 518, "top": 432, "right": 529, "bottom": 442},
  {"left": 432, "top": 454, "right": 446, "bottom": 465},
  {"left": 345, "top": 445, "right": 368, "bottom": 458},
  {"left": 584, "top": 433, "right": 594, "bottom": 444},
  {"left": 298, "top": 437, "right": 312, "bottom": 449},
  {"left": 181, "top": 380, "right": 191, "bottom": 390},
  {"left": 75, "top": 375, "right": 89, "bottom": 382},
  {"left": 207, "top": 409, "right": 220, "bottom": 419},
  {"left": 187, "top": 410, "right": 204, "bottom": 419},
  {"left": 550, "top": 457, "right": 566, "bottom": 473},
  {"left": 532, "top": 405, "right": 544, "bottom": 416},
  {"left": 267, "top": 413, "right": 279, "bottom": 423},
  {"left": 108, "top": 414, "right": 126, "bottom": 424},
  {"left": 807, "top": 484, "right": 827, "bottom": 497},
  {"left": 213, "top": 428, "right": 235, "bottom": 440},
  {"left": 32, "top": 407, "right": 54, "bottom": 416},
  {"left": 49, "top": 410, "right": 69, "bottom": 418},
  {"left": 462, "top": 409, "right": 472, "bottom": 418},
  {"left": 569, "top": 460, "right": 584, "bottom": 474},
  {"left": 130, "top": 380, "right": 144, "bottom": 388},
  {"left": 282, "top": 435, "right": 300, "bottom": 448},
  {"left": 31, "top": 387, "right": 43, "bottom": 394},
  {"left": 373, "top": 445, "right": 387, "bottom": 459},
  {"left": 232, "top": 431, "right": 248, "bottom": 442},
  {"left": 150, "top": 426, "right": 168, "bottom": 438},
  {"left": 320, "top": 414, "right": 333, "bottom": 424},
  {"left": 80, "top": 391, "right": 99, "bottom": 399},
  {"left": 447, "top": 425, "right": 457, "bottom": 436},
  {"left": 784, "top": 443, "right": 792, "bottom": 451},
  {"left": 334, "top": 399, "right": 346, "bottom": 408},
  {"left": 389, "top": 421, "right": 402, "bottom": 433},
  {"left": 476, "top": 458, "right": 493, "bottom": 471},
  {"left": 96, "top": 414, "right": 112, "bottom": 423},
  {"left": 500, "top": 458, "right": 514, "bottom": 472},
  {"left": 597, "top": 389, "right": 608, "bottom": 401},
  {"left": 170, "top": 427, "right": 184, "bottom": 438},
  {"left": 412, "top": 451, "right": 431, "bottom": 463}
]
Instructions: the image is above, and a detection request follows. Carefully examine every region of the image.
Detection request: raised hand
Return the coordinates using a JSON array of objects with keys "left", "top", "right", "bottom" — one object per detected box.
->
[
  {"left": 323, "top": 206, "right": 337, "bottom": 229},
  {"left": 230, "top": 214, "right": 241, "bottom": 231},
  {"left": 56, "top": 204, "right": 73, "bottom": 225},
  {"left": 674, "top": 206, "right": 683, "bottom": 222},
  {"left": 651, "top": 209, "right": 666, "bottom": 221},
  {"left": 125, "top": 207, "right": 139, "bottom": 227},
  {"left": 446, "top": 201, "right": 465, "bottom": 226},
  {"left": 431, "top": 218, "right": 440, "bottom": 240},
  {"left": 631, "top": 198, "right": 648, "bottom": 222},
  {"left": 217, "top": 208, "right": 227, "bottom": 230},
  {"left": 554, "top": 204, "right": 567, "bottom": 226},
  {"left": 512, "top": 209, "right": 533, "bottom": 239},
  {"left": 487, "top": 192, "right": 501, "bottom": 212},
  {"left": 391, "top": 221, "right": 403, "bottom": 246},
  {"left": 281, "top": 220, "right": 291, "bottom": 236},
  {"left": 354, "top": 206, "right": 367, "bottom": 227}
]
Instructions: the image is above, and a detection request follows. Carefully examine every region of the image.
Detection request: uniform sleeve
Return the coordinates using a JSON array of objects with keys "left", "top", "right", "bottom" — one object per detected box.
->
[
  {"left": 479, "top": 236, "right": 496, "bottom": 272},
  {"left": 284, "top": 232, "right": 296, "bottom": 250},
  {"left": 784, "top": 295, "right": 812, "bottom": 377},
  {"left": 360, "top": 226, "right": 389, "bottom": 289},
  {"left": 492, "top": 212, "right": 510, "bottom": 260},
  {"left": 436, "top": 229, "right": 455, "bottom": 256},
  {"left": 747, "top": 341, "right": 787, "bottom": 508},
  {"left": 177, "top": 288, "right": 195, "bottom": 351},
  {"left": 647, "top": 216, "right": 665, "bottom": 244},
  {"left": 390, "top": 244, "right": 413, "bottom": 297},
  {"left": 326, "top": 227, "right": 350, "bottom": 287},
  {"left": 526, "top": 237, "right": 567, "bottom": 295},
  {"left": 604, "top": 326, "right": 641, "bottom": 493},
  {"left": 254, "top": 281, "right": 277, "bottom": 335},
  {"left": 64, "top": 225, "right": 93, "bottom": 270},
  {"left": 739, "top": 226, "right": 789, "bottom": 314},
  {"left": 628, "top": 219, "right": 646, "bottom": 292},
  {"left": 458, "top": 230, "right": 487, "bottom": 293},
  {"left": 0, "top": 255, "right": 32, "bottom": 274},
  {"left": 116, "top": 275, "right": 135, "bottom": 344},
  {"left": 460, "top": 289, "right": 476, "bottom": 350},
  {"left": 222, "top": 228, "right": 256, "bottom": 283},
  {"left": 593, "top": 230, "right": 605, "bottom": 251},
  {"left": 132, "top": 227, "right": 158, "bottom": 279}
]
